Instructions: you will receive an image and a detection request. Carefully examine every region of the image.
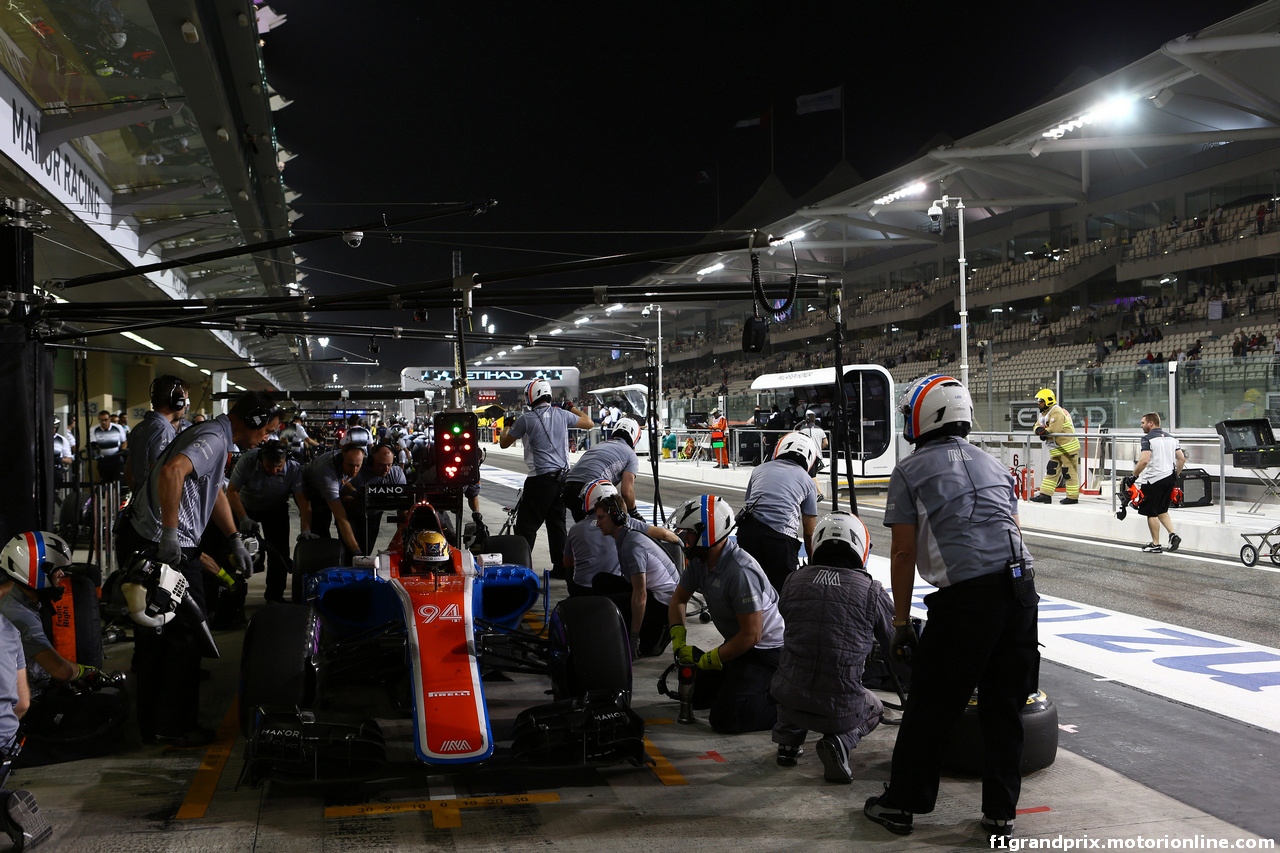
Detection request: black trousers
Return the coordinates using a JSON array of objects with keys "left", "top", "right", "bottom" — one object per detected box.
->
[
  {"left": 247, "top": 502, "right": 291, "bottom": 600},
  {"left": 736, "top": 516, "right": 801, "bottom": 594},
  {"left": 884, "top": 572, "right": 1040, "bottom": 821},
  {"left": 117, "top": 522, "right": 207, "bottom": 739},
  {"left": 690, "top": 646, "right": 781, "bottom": 734},
  {"left": 591, "top": 574, "right": 670, "bottom": 657},
  {"left": 562, "top": 480, "right": 589, "bottom": 523},
  {"left": 96, "top": 454, "right": 124, "bottom": 483},
  {"left": 514, "top": 473, "right": 567, "bottom": 574},
  {"left": 308, "top": 487, "right": 334, "bottom": 538}
]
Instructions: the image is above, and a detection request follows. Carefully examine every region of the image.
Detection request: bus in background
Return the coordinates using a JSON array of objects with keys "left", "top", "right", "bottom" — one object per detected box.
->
[
  {"left": 749, "top": 364, "right": 899, "bottom": 479},
  {"left": 587, "top": 383, "right": 650, "bottom": 456}
]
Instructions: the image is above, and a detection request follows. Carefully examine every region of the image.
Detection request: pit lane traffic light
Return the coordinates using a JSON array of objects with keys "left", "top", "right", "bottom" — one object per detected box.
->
[{"left": 433, "top": 411, "right": 482, "bottom": 487}]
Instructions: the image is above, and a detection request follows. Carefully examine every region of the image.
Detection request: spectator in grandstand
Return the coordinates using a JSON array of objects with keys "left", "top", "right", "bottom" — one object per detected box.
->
[{"left": 1257, "top": 203, "right": 1268, "bottom": 235}]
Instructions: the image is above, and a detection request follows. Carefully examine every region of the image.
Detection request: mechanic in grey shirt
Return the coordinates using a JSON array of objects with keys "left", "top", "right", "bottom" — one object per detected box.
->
[
  {"left": 303, "top": 445, "right": 367, "bottom": 555},
  {"left": 667, "top": 494, "right": 785, "bottom": 734},
  {"left": 116, "top": 390, "right": 279, "bottom": 747},
  {"left": 228, "top": 440, "right": 311, "bottom": 602},
  {"left": 499, "top": 379, "right": 593, "bottom": 577},
  {"left": 865, "top": 374, "right": 1037, "bottom": 838},
  {"left": 342, "top": 444, "right": 407, "bottom": 554},
  {"left": 89, "top": 409, "right": 127, "bottom": 482},
  {"left": 280, "top": 414, "right": 318, "bottom": 460},
  {"left": 562, "top": 516, "right": 622, "bottom": 595},
  {"left": 738, "top": 431, "right": 820, "bottom": 593},
  {"left": 0, "top": 613, "right": 26, "bottom": 749},
  {"left": 592, "top": 494, "right": 678, "bottom": 658},
  {"left": 563, "top": 418, "right": 642, "bottom": 522},
  {"left": 125, "top": 375, "right": 188, "bottom": 490}
]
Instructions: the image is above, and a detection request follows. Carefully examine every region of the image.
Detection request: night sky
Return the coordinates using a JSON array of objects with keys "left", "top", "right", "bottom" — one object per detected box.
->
[{"left": 262, "top": 0, "right": 1258, "bottom": 377}]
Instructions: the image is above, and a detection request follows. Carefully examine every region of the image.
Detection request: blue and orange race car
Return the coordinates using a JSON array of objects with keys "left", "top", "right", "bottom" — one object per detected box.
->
[{"left": 237, "top": 493, "right": 646, "bottom": 786}]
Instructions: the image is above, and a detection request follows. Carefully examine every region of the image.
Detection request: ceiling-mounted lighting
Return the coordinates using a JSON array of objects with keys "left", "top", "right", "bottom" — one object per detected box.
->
[
  {"left": 873, "top": 182, "right": 925, "bottom": 206},
  {"left": 574, "top": 316, "right": 590, "bottom": 325},
  {"left": 200, "top": 369, "right": 212, "bottom": 376},
  {"left": 1042, "top": 94, "right": 1135, "bottom": 139},
  {"left": 512, "top": 344, "right": 523, "bottom": 351},
  {"left": 605, "top": 303, "right": 625, "bottom": 314},
  {"left": 317, "top": 336, "right": 329, "bottom": 348},
  {"left": 181, "top": 21, "right": 198, "bottom": 43},
  {"left": 216, "top": 127, "right": 230, "bottom": 142},
  {"left": 549, "top": 328, "right": 563, "bottom": 336},
  {"left": 173, "top": 357, "right": 198, "bottom": 368},
  {"left": 480, "top": 314, "right": 488, "bottom": 327},
  {"left": 484, "top": 356, "right": 493, "bottom": 362},
  {"left": 121, "top": 331, "right": 163, "bottom": 351},
  {"left": 697, "top": 262, "right": 724, "bottom": 276},
  {"left": 497, "top": 350, "right": 507, "bottom": 356}
]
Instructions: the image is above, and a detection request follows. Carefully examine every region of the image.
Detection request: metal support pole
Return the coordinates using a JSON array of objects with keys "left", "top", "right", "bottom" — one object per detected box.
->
[{"left": 957, "top": 198, "right": 969, "bottom": 389}]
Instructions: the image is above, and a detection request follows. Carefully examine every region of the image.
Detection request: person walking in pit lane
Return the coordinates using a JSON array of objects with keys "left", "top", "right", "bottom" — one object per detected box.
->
[
  {"left": 499, "top": 379, "right": 593, "bottom": 579},
  {"left": 771, "top": 512, "right": 893, "bottom": 782},
  {"left": 1132, "top": 412, "right": 1186, "bottom": 554},
  {"left": 667, "top": 495, "right": 785, "bottom": 734},
  {"left": 227, "top": 439, "right": 312, "bottom": 603},
  {"left": 563, "top": 417, "right": 643, "bottom": 523},
  {"left": 88, "top": 409, "right": 127, "bottom": 483},
  {"left": 1029, "top": 388, "right": 1080, "bottom": 504},
  {"left": 737, "top": 431, "right": 819, "bottom": 594},
  {"left": 124, "top": 375, "right": 188, "bottom": 491},
  {"left": 864, "top": 374, "right": 1038, "bottom": 840}
]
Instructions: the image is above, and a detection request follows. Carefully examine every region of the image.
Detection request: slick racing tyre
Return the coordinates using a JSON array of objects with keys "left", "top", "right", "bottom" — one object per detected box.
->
[
  {"left": 549, "top": 596, "right": 632, "bottom": 702},
  {"left": 942, "top": 689, "right": 1058, "bottom": 775},
  {"left": 484, "top": 534, "right": 533, "bottom": 570},
  {"left": 239, "top": 604, "right": 316, "bottom": 737},
  {"left": 291, "top": 538, "right": 346, "bottom": 604}
]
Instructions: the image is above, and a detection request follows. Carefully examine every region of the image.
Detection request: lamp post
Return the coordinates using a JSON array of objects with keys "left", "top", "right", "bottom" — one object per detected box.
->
[
  {"left": 929, "top": 196, "right": 968, "bottom": 387},
  {"left": 987, "top": 307, "right": 1002, "bottom": 430},
  {"left": 644, "top": 303, "right": 663, "bottom": 428}
]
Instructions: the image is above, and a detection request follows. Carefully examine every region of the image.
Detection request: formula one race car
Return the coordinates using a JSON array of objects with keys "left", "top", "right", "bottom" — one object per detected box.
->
[{"left": 238, "top": 488, "right": 645, "bottom": 786}]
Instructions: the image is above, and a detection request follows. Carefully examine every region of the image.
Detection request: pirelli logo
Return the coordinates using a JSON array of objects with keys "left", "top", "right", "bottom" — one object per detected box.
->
[
  {"left": 427, "top": 690, "right": 471, "bottom": 698},
  {"left": 438, "top": 739, "right": 473, "bottom": 752}
]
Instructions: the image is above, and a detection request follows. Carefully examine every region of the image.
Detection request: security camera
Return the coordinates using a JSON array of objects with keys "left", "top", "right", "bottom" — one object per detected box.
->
[
  {"left": 641, "top": 307, "right": 652, "bottom": 317},
  {"left": 928, "top": 204, "right": 943, "bottom": 222},
  {"left": 343, "top": 230, "right": 364, "bottom": 248}
]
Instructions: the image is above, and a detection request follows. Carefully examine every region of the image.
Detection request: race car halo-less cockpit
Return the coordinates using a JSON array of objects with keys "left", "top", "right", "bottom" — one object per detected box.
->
[{"left": 238, "top": 412, "right": 647, "bottom": 786}]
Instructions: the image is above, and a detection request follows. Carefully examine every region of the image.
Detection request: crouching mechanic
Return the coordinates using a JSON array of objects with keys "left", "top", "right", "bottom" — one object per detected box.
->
[
  {"left": 563, "top": 480, "right": 679, "bottom": 598},
  {"left": 228, "top": 439, "right": 312, "bottom": 603},
  {"left": 592, "top": 493, "right": 680, "bottom": 658},
  {"left": 771, "top": 512, "right": 893, "bottom": 783},
  {"left": 667, "top": 495, "right": 785, "bottom": 734},
  {"left": 864, "top": 374, "right": 1038, "bottom": 839},
  {"left": 0, "top": 582, "right": 51, "bottom": 851},
  {"left": 1030, "top": 388, "right": 1080, "bottom": 505},
  {"left": 738, "top": 431, "right": 819, "bottom": 593}
]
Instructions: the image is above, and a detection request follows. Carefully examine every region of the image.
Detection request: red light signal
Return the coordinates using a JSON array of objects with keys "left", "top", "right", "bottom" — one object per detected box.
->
[{"left": 434, "top": 411, "right": 482, "bottom": 486}]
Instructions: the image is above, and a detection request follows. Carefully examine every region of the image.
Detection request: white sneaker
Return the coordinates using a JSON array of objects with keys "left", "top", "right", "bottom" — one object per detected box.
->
[{"left": 1141, "top": 542, "right": 1164, "bottom": 553}]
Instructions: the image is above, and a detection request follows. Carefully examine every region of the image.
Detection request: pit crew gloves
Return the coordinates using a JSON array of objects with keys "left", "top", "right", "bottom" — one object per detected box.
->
[
  {"left": 628, "top": 507, "right": 645, "bottom": 522},
  {"left": 670, "top": 625, "right": 697, "bottom": 665},
  {"left": 696, "top": 646, "right": 723, "bottom": 671},
  {"left": 157, "top": 527, "right": 181, "bottom": 566},
  {"left": 215, "top": 568, "right": 237, "bottom": 588},
  {"left": 74, "top": 663, "right": 99, "bottom": 682},
  {"left": 297, "top": 531, "right": 319, "bottom": 541},
  {"left": 226, "top": 534, "right": 253, "bottom": 575},
  {"left": 630, "top": 632, "right": 641, "bottom": 661},
  {"left": 237, "top": 516, "right": 261, "bottom": 536},
  {"left": 891, "top": 621, "right": 919, "bottom": 663}
]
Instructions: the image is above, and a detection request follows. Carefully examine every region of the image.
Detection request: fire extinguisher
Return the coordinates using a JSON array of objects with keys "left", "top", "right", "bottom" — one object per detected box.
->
[{"left": 1023, "top": 465, "right": 1034, "bottom": 500}]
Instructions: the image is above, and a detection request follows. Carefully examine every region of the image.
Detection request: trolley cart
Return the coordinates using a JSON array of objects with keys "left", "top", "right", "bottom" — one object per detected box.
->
[{"left": 1238, "top": 525, "right": 1280, "bottom": 567}]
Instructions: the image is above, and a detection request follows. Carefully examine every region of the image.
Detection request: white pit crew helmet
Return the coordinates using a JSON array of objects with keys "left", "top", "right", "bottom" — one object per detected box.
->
[
  {"left": 670, "top": 495, "right": 735, "bottom": 551},
  {"left": 525, "top": 378, "right": 552, "bottom": 405},
  {"left": 581, "top": 479, "right": 619, "bottom": 513},
  {"left": 0, "top": 531, "right": 72, "bottom": 589},
  {"left": 612, "top": 417, "right": 642, "bottom": 448},
  {"left": 772, "top": 431, "right": 819, "bottom": 471},
  {"left": 812, "top": 511, "right": 871, "bottom": 568},
  {"left": 898, "top": 373, "right": 973, "bottom": 444}
]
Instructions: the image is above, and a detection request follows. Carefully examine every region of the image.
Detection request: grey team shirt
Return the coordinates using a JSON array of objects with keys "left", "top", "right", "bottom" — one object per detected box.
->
[
  {"left": 127, "top": 410, "right": 176, "bottom": 488},
  {"left": 1136, "top": 427, "right": 1181, "bottom": 485},
  {"left": 90, "top": 423, "right": 126, "bottom": 457},
  {"left": 677, "top": 540, "right": 784, "bottom": 649},
  {"left": 129, "top": 415, "right": 235, "bottom": 548},
  {"left": 304, "top": 450, "right": 352, "bottom": 502},
  {"left": 883, "top": 436, "right": 1032, "bottom": 589},
  {"left": 0, "top": 619, "right": 24, "bottom": 747},
  {"left": 615, "top": 527, "right": 679, "bottom": 605},
  {"left": 230, "top": 450, "right": 304, "bottom": 514},
  {"left": 507, "top": 405, "right": 578, "bottom": 475},
  {"left": 565, "top": 517, "right": 622, "bottom": 587},
  {"left": 742, "top": 459, "right": 818, "bottom": 541},
  {"left": 569, "top": 439, "right": 639, "bottom": 485},
  {"left": 0, "top": 593, "right": 52, "bottom": 659}
]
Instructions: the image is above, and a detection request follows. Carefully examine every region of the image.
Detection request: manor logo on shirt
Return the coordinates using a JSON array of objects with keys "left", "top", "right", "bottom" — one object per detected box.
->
[
  {"left": 812, "top": 569, "right": 841, "bottom": 586},
  {"left": 947, "top": 447, "right": 973, "bottom": 462}
]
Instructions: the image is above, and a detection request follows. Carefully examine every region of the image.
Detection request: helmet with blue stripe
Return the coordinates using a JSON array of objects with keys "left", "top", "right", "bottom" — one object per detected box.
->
[
  {"left": 1, "top": 530, "right": 72, "bottom": 589},
  {"left": 525, "top": 378, "right": 552, "bottom": 406},
  {"left": 670, "top": 495, "right": 735, "bottom": 555},
  {"left": 898, "top": 374, "right": 973, "bottom": 444}
]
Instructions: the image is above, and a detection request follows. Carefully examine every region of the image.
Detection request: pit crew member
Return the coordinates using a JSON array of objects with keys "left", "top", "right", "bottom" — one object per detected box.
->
[
  {"left": 738, "top": 431, "right": 819, "bottom": 593},
  {"left": 563, "top": 417, "right": 642, "bottom": 523},
  {"left": 228, "top": 439, "right": 312, "bottom": 603}
]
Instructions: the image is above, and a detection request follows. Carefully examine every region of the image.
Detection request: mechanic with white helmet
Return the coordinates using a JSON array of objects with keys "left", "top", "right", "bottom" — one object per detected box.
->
[
  {"left": 667, "top": 494, "right": 785, "bottom": 734},
  {"left": 564, "top": 480, "right": 679, "bottom": 597},
  {"left": 1029, "top": 387, "right": 1080, "bottom": 505},
  {"left": 563, "top": 417, "right": 643, "bottom": 523},
  {"left": 738, "top": 431, "right": 820, "bottom": 593},
  {"left": 770, "top": 512, "right": 893, "bottom": 782},
  {"left": 864, "top": 374, "right": 1038, "bottom": 839},
  {"left": 499, "top": 378, "right": 593, "bottom": 578},
  {"left": 124, "top": 375, "right": 188, "bottom": 490},
  {"left": 0, "top": 532, "right": 105, "bottom": 685},
  {"left": 592, "top": 493, "right": 680, "bottom": 659},
  {"left": 0, "top": 569, "right": 48, "bottom": 851}
]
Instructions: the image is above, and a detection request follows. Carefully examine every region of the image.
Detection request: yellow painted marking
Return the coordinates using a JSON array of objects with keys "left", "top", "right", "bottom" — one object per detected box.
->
[
  {"left": 325, "top": 792, "right": 561, "bottom": 822},
  {"left": 643, "top": 736, "right": 687, "bottom": 786},
  {"left": 175, "top": 701, "right": 240, "bottom": 820},
  {"left": 645, "top": 718, "right": 674, "bottom": 725}
]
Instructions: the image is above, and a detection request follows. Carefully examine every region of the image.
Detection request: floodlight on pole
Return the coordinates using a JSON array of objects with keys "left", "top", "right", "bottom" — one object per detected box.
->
[{"left": 931, "top": 195, "right": 969, "bottom": 388}]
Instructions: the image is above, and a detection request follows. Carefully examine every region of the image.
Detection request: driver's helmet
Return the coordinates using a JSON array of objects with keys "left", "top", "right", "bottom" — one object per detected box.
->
[
  {"left": 405, "top": 530, "right": 451, "bottom": 573},
  {"left": 1, "top": 531, "right": 72, "bottom": 589}
]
